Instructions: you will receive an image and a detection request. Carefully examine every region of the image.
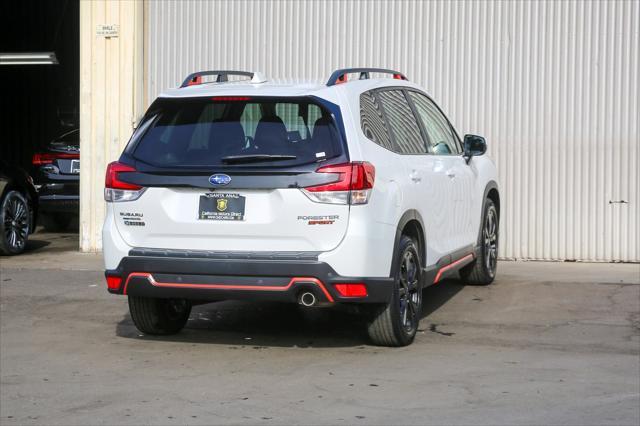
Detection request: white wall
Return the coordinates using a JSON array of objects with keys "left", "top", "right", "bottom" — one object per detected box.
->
[
  {"left": 143, "top": 0, "right": 639, "bottom": 261},
  {"left": 80, "top": 0, "right": 144, "bottom": 252}
]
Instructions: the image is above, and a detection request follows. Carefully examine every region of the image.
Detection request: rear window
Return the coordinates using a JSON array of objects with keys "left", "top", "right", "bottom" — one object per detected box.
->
[
  {"left": 131, "top": 97, "right": 343, "bottom": 167},
  {"left": 50, "top": 129, "right": 79, "bottom": 149}
]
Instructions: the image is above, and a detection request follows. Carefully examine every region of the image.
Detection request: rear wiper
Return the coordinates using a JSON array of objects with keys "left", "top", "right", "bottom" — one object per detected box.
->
[{"left": 221, "top": 154, "right": 297, "bottom": 164}]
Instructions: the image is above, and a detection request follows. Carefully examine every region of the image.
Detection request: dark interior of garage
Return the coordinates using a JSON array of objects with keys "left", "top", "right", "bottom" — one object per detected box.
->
[{"left": 1, "top": 0, "right": 79, "bottom": 170}]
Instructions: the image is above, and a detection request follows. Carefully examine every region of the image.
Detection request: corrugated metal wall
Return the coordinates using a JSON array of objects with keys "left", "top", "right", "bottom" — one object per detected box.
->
[{"left": 146, "top": 0, "right": 639, "bottom": 262}]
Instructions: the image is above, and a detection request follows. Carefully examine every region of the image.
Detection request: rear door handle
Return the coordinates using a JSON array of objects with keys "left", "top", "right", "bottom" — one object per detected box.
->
[
  {"left": 446, "top": 170, "right": 456, "bottom": 178},
  {"left": 409, "top": 171, "right": 422, "bottom": 183}
]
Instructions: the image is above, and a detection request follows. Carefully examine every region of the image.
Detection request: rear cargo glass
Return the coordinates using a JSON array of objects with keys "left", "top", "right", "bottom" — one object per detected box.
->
[{"left": 131, "top": 97, "right": 343, "bottom": 167}]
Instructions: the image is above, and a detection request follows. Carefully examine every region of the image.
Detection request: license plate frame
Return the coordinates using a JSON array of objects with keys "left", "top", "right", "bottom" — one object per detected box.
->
[
  {"left": 70, "top": 159, "right": 80, "bottom": 174},
  {"left": 198, "top": 193, "right": 246, "bottom": 221}
]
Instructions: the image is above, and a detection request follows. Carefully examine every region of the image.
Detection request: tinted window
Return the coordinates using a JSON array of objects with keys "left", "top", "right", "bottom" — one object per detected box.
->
[
  {"left": 360, "top": 91, "right": 394, "bottom": 150},
  {"left": 408, "top": 91, "right": 460, "bottom": 155},
  {"left": 132, "top": 98, "right": 343, "bottom": 167},
  {"left": 51, "top": 129, "right": 79, "bottom": 149},
  {"left": 376, "top": 90, "right": 427, "bottom": 154}
]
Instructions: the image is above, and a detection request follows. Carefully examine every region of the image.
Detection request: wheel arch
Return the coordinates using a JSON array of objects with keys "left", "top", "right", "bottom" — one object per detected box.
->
[
  {"left": 475, "top": 180, "right": 500, "bottom": 249},
  {"left": 390, "top": 209, "right": 426, "bottom": 277},
  {"left": 484, "top": 180, "right": 500, "bottom": 219}
]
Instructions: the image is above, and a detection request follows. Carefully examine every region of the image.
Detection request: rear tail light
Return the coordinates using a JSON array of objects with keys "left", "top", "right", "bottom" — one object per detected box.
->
[
  {"left": 32, "top": 152, "right": 79, "bottom": 165},
  {"left": 301, "top": 162, "right": 375, "bottom": 205},
  {"left": 334, "top": 283, "right": 368, "bottom": 297},
  {"left": 104, "top": 161, "right": 146, "bottom": 202}
]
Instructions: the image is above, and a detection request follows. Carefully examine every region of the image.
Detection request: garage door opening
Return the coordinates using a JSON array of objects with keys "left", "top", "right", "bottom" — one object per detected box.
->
[{"left": 0, "top": 0, "right": 80, "bottom": 253}]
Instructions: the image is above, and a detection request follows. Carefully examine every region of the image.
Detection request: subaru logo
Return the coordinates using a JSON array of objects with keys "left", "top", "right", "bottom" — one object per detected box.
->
[{"left": 209, "top": 174, "right": 231, "bottom": 186}]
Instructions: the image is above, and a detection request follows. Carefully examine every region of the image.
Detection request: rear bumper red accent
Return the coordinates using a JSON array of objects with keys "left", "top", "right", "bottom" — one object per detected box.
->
[
  {"left": 105, "top": 255, "right": 394, "bottom": 304},
  {"left": 122, "top": 272, "right": 335, "bottom": 303}
]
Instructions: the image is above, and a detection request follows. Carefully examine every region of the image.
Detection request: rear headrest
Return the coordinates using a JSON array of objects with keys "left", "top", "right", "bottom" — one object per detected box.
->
[
  {"left": 310, "top": 116, "right": 338, "bottom": 159},
  {"left": 254, "top": 116, "right": 288, "bottom": 151},
  {"left": 209, "top": 121, "right": 245, "bottom": 156},
  {"left": 312, "top": 116, "right": 333, "bottom": 138}
]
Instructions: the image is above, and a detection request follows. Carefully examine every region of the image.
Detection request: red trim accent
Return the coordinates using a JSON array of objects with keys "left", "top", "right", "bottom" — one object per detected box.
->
[
  {"left": 187, "top": 75, "right": 202, "bottom": 86},
  {"left": 433, "top": 254, "right": 475, "bottom": 283},
  {"left": 123, "top": 273, "right": 335, "bottom": 303}
]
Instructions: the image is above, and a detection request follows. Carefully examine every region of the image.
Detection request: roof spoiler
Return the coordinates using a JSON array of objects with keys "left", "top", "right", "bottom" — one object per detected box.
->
[
  {"left": 180, "top": 70, "right": 267, "bottom": 88},
  {"left": 326, "top": 68, "right": 408, "bottom": 86}
]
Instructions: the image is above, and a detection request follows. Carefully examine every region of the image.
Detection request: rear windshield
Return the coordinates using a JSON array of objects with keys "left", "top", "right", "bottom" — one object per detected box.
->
[
  {"left": 130, "top": 97, "right": 343, "bottom": 167},
  {"left": 50, "top": 129, "right": 79, "bottom": 150}
]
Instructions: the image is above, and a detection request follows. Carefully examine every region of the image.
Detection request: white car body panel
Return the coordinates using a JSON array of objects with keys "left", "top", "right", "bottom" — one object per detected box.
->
[{"left": 111, "top": 187, "right": 350, "bottom": 253}]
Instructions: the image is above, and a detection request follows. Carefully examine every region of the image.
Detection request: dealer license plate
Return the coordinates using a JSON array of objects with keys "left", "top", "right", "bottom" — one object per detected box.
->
[{"left": 198, "top": 193, "right": 246, "bottom": 221}]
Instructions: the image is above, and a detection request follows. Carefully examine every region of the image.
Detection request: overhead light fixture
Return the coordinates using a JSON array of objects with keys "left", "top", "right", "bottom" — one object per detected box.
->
[{"left": 0, "top": 52, "right": 59, "bottom": 65}]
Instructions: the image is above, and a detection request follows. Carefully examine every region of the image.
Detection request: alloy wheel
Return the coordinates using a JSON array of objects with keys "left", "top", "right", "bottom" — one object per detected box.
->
[
  {"left": 165, "top": 299, "right": 190, "bottom": 320},
  {"left": 3, "top": 195, "right": 29, "bottom": 252},
  {"left": 483, "top": 207, "right": 498, "bottom": 276},
  {"left": 398, "top": 249, "right": 421, "bottom": 333}
]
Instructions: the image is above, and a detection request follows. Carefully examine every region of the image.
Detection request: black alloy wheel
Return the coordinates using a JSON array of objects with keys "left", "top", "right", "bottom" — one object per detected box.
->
[
  {"left": 398, "top": 248, "right": 422, "bottom": 333},
  {"left": 483, "top": 205, "right": 498, "bottom": 277},
  {"left": 0, "top": 191, "right": 30, "bottom": 255},
  {"left": 368, "top": 235, "right": 423, "bottom": 346},
  {"left": 460, "top": 198, "right": 499, "bottom": 285}
]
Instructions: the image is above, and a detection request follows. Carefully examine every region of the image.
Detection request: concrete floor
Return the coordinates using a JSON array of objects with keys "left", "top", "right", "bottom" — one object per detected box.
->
[{"left": 0, "top": 229, "right": 639, "bottom": 425}]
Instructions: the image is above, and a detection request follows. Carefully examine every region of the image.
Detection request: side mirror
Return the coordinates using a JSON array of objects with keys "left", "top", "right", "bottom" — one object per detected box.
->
[{"left": 463, "top": 134, "right": 487, "bottom": 164}]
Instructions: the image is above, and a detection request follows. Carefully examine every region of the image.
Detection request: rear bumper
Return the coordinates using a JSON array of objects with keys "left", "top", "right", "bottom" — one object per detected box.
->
[
  {"left": 36, "top": 176, "right": 79, "bottom": 214},
  {"left": 38, "top": 194, "right": 79, "bottom": 213},
  {"left": 105, "top": 253, "right": 394, "bottom": 305}
]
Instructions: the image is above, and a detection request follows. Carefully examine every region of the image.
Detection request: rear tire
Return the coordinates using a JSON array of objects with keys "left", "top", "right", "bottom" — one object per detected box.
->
[
  {"left": 0, "top": 191, "right": 30, "bottom": 255},
  {"left": 460, "top": 199, "right": 498, "bottom": 285},
  {"left": 367, "top": 235, "right": 423, "bottom": 347},
  {"left": 128, "top": 296, "right": 192, "bottom": 335}
]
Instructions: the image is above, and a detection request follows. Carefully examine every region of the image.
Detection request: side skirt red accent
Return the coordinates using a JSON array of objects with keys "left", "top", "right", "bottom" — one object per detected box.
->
[
  {"left": 123, "top": 273, "right": 335, "bottom": 303},
  {"left": 433, "top": 253, "right": 475, "bottom": 283}
]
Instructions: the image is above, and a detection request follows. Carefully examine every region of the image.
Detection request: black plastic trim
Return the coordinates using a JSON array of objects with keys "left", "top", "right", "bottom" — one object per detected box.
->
[
  {"left": 180, "top": 70, "right": 254, "bottom": 87},
  {"left": 326, "top": 68, "right": 408, "bottom": 86},
  {"left": 106, "top": 256, "right": 394, "bottom": 304},
  {"left": 390, "top": 210, "right": 427, "bottom": 277},
  {"left": 116, "top": 169, "right": 339, "bottom": 190},
  {"left": 475, "top": 180, "right": 500, "bottom": 247},
  {"left": 129, "top": 247, "right": 320, "bottom": 261}
]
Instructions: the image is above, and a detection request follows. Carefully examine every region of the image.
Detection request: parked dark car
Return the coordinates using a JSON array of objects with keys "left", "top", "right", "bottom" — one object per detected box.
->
[
  {"left": 0, "top": 160, "right": 38, "bottom": 255},
  {"left": 31, "top": 129, "right": 79, "bottom": 230}
]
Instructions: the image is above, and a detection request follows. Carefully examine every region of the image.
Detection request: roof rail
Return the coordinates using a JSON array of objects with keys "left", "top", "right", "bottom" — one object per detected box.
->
[
  {"left": 180, "top": 70, "right": 267, "bottom": 88},
  {"left": 326, "top": 68, "right": 408, "bottom": 86}
]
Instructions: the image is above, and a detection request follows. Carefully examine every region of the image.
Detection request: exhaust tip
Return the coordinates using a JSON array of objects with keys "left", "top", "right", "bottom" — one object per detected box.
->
[{"left": 299, "top": 292, "right": 317, "bottom": 307}]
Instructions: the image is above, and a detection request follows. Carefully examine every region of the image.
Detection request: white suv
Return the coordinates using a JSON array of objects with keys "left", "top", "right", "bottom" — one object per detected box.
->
[{"left": 103, "top": 68, "right": 500, "bottom": 346}]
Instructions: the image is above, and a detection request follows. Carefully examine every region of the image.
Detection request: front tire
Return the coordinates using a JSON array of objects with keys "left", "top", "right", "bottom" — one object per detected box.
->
[
  {"left": 128, "top": 296, "right": 192, "bottom": 335},
  {"left": 367, "top": 235, "right": 423, "bottom": 347},
  {"left": 460, "top": 199, "right": 498, "bottom": 285},
  {"left": 0, "top": 191, "right": 30, "bottom": 255}
]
